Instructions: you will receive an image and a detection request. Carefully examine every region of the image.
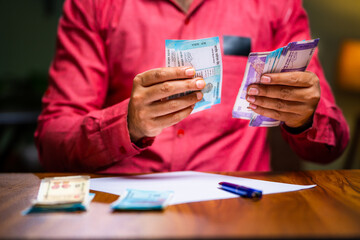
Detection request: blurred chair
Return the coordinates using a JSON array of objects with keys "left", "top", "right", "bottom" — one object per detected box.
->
[{"left": 337, "top": 39, "right": 360, "bottom": 169}]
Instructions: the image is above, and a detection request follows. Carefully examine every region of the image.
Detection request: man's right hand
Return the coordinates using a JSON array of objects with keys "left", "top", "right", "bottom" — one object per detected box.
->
[{"left": 127, "top": 67, "right": 206, "bottom": 142}]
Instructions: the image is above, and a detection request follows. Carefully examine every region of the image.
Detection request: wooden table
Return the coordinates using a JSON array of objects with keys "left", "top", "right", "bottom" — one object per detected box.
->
[{"left": 0, "top": 170, "right": 359, "bottom": 239}]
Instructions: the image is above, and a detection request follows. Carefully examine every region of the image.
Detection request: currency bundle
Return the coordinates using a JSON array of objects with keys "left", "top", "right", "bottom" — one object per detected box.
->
[
  {"left": 165, "top": 37, "right": 223, "bottom": 113},
  {"left": 232, "top": 39, "right": 319, "bottom": 127},
  {"left": 24, "top": 175, "right": 94, "bottom": 213},
  {"left": 111, "top": 189, "right": 174, "bottom": 211}
]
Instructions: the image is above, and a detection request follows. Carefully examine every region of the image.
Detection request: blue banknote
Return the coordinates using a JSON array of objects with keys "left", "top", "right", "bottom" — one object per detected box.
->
[
  {"left": 165, "top": 37, "right": 223, "bottom": 113},
  {"left": 111, "top": 189, "right": 174, "bottom": 211}
]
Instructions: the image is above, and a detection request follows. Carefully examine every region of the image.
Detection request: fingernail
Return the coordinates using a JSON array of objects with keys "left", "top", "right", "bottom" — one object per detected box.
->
[
  {"left": 196, "top": 92, "right": 202, "bottom": 100},
  {"left": 185, "top": 68, "right": 195, "bottom": 77},
  {"left": 247, "top": 96, "right": 255, "bottom": 103},
  {"left": 248, "top": 87, "right": 259, "bottom": 95},
  {"left": 249, "top": 103, "right": 257, "bottom": 110},
  {"left": 261, "top": 75, "right": 271, "bottom": 83},
  {"left": 196, "top": 79, "right": 205, "bottom": 89}
]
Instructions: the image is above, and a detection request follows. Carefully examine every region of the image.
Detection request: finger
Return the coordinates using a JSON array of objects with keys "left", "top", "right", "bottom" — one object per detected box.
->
[
  {"left": 260, "top": 71, "right": 317, "bottom": 87},
  {"left": 246, "top": 95, "right": 309, "bottom": 114},
  {"left": 144, "top": 78, "right": 206, "bottom": 102},
  {"left": 247, "top": 84, "right": 313, "bottom": 102},
  {"left": 148, "top": 91, "right": 202, "bottom": 117},
  {"left": 135, "top": 67, "right": 196, "bottom": 87},
  {"left": 154, "top": 105, "right": 195, "bottom": 129},
  {"left": 248, "top": 104, "right": 300, "bottom": 123}
]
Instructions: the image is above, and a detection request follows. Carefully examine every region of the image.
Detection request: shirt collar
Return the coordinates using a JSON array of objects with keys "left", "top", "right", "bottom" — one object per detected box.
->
[{"left": 167, "top": 0, "right": 206, "bottom": 15}]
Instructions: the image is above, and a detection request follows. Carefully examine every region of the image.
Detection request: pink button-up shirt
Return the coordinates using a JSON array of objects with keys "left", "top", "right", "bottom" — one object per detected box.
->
[{"left": 35, "top": 0, "right": 349, "bottom": 173}]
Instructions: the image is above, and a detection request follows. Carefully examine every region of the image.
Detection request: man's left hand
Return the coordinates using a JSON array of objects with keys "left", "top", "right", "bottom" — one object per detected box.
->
[{"left": 246, "top": 71, "right": 320, "bottom": 128}]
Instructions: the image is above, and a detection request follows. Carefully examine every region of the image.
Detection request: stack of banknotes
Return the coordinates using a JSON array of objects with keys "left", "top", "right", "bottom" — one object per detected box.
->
[
  {"left": 165, "top": 37, "right": 223, "bottom": 113},
  {"left": 232, "top": 39, "right": 319, "bottom": 127},
  {"left": 24, "top": 175, "right": 94, "bottom": 214}
]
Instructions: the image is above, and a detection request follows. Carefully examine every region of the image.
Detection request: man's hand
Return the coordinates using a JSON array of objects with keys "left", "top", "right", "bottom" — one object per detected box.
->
[
  {"left": 246, "top": 71, "right": 320, "bottom": 128},
  {"left": 128, "top": 67, "right": 206, "bottom": 142}
]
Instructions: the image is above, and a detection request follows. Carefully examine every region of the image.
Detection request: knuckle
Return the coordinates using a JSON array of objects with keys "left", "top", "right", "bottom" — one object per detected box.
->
[
  {"left": 276, "top": 100, "right": 286, "bottom": 110},
  {"left": 303, "top": 93, "right": 311, "bottom": 101},
  {"left": 160, "top": 82, "right": 174, "bottom": 93},
  {"left": 168, "top": 100, "right": 179, "bottom": 110},
  {"left": 308, "top": 71, "right": 318, "bottom": 83},
  {"left": 314, "top": 94, "right": 320, "bottom": 103},
  {"left": 134, "top": 74, "right": 145, "bottom": 86},
  {"left": 280, "top": 87, "right": 292, "bottom": 99},
  {"left": 307, "top": 94, "right": 317, "bottom": 102},
  {"left": 154, "top": 69, "right": 167, "bottom": 80},
  {"left": 304, "top": 90, "right": 320, "bottom": 102},
  {"left": 131, "top": 93, "right": 144, "bottom": 105},
  {"left": 313, "top": 89, "right": 321, "bottom": 101},
  {"left": 290, "top": 74, "right": 301, "bottom": 85}
]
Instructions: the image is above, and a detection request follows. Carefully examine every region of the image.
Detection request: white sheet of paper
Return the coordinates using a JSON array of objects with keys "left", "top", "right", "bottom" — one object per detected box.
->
[{"left": 90, "top": 171, "right": 316, "bottom": 205}]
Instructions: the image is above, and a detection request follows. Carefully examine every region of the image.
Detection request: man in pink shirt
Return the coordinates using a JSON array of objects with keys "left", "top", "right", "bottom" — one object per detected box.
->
[{"left": 35, "top": 0, "right": 349, "bottom": 173}]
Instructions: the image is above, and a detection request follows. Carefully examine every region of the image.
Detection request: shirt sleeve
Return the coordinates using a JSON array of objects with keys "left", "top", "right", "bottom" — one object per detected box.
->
[
  {"left": 34, "top": 0, "right": 153, "bottom": 172},
  {"left": 270, "top": 0, "right": 349, "bottom": 163}
]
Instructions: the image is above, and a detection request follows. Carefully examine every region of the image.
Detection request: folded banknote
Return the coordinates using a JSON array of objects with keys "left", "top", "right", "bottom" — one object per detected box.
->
[
  {"left": 165, "top": 37, "right": 223, "bottom": 113},
  {"left": 232, "top": 39, "right": 319, "bottom": 127}
]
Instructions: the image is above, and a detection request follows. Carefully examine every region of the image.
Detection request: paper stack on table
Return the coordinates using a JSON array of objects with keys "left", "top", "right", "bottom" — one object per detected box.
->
[
  {"left": 165, "top": 37, "right": 223, "bottom": 113},
  {"left": 24, "top": 175, "right": 94, "bottom": 214},
  {"left": 232, "top": 39, "right": 319, "bottom": 127}
]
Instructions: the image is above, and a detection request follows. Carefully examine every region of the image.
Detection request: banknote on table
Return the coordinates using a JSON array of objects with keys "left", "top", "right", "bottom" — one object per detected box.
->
[
  {"left": 165, "top": 37, "right": 223, "bottom": 113},
  {"left": 111, "top": 189, "right": 174, "bottom": 211},
  {"left": 232, "top": 39, "right": 319, "bottom": 127},
  {"left": 23, "top": 175, "right": 94, "bottom": 214}
]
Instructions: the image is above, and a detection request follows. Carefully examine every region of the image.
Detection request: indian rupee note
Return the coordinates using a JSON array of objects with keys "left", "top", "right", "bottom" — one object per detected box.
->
[
  {"left": 233, "top": 39, "right": 319, "bottom": 127},
  {"left": 232, "top": 52, "right": 269, "bottom": 119},
  {"left": 249, "top": 39, "right": 319, "bottom": 126},
  {"left": 111, "top": 189, "right": 174, "bottom": 211},
  {"left": 165, "top": 37, "right": 223, "bottom": 113},
  {"left": 34, "top": 175, "right": 90, "bottom": 206}
]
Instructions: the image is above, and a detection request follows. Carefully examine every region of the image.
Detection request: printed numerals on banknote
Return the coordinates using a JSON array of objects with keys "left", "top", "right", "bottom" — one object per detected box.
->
[
  {"left": 165, "top": 37, "right": 223, "bottom": 113},
  {"left": 232, "top": 39, "right": 319, "bottom": 127}
]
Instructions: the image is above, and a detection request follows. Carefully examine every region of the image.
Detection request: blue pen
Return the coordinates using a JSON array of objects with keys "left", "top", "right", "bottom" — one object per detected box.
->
[{"left": 219, "top": 182, "right": 262, "bottom": 198}]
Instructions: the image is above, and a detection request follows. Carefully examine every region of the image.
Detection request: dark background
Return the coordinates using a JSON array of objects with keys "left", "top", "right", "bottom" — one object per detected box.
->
[{"left": 0, "top": 0, "right": 359, "bottom": 172}]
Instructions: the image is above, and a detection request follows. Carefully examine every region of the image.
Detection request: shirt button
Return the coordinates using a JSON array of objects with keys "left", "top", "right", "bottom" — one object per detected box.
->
[
  {"left": 184, "top": 18, "right": 190, "bottom": 25},
  {"left": 177, "top": 129, "right": 185, "bottom": 138}
]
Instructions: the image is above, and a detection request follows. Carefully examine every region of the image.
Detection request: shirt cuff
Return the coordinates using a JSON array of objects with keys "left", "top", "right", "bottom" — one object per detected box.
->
[
  {"left": 132, "top": 136, "right": 155, "bottom": 149},
  {"left": 281, "top": 114, "right": 314, "bottom": 135}
]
